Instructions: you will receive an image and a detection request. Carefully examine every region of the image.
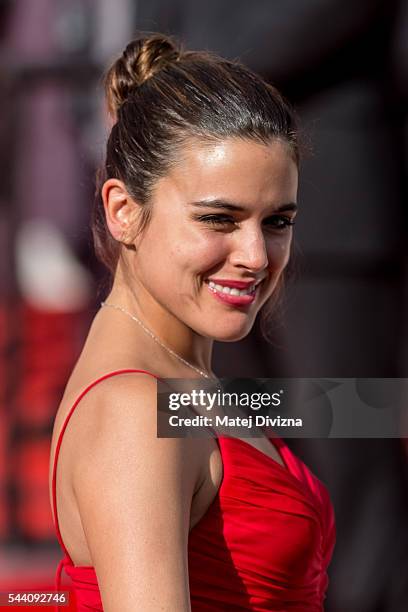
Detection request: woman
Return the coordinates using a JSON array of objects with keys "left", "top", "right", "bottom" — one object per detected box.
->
[{"left": 49, "top": 34, "right": 335, "bottom": 611}]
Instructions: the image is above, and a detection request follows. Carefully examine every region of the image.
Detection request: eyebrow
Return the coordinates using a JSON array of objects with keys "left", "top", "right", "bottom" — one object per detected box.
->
[{"left": 189, "top": 199, "right": 298, "bottom": 213}]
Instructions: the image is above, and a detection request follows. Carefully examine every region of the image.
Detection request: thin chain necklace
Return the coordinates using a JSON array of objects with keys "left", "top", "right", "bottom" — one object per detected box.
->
[{"left": 100, "top": 301, "right": 211, "bottom": 379}]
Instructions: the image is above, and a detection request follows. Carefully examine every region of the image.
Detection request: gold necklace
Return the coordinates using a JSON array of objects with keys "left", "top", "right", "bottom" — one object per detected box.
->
[{"left": 100, "top": 301, "right": 212, "bottom": 379}]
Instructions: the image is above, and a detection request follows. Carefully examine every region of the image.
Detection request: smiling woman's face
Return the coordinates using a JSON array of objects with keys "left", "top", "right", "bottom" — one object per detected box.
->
[{"left": 131, "top": 137, "right": 298, "bottom": 341}]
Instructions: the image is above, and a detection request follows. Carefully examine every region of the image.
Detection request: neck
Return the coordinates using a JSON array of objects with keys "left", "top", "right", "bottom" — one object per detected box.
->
[{"left": 105, "top": 268, "right": 214, "bottom": 374}]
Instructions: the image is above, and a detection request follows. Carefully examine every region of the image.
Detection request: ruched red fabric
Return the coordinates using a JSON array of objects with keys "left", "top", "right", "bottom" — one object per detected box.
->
[{"left": 52, "top": 369, "right": 335, "bottom": 611}]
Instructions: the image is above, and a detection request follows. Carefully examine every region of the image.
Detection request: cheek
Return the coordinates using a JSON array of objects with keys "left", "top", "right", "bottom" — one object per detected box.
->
[{"left": 168, "top": 232, "right": 230, "bottom": 273}]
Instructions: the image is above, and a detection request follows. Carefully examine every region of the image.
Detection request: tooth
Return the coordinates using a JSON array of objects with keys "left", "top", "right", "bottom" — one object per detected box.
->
[{"left": 208, "top": 282, "right": 258, "bottom": 297}]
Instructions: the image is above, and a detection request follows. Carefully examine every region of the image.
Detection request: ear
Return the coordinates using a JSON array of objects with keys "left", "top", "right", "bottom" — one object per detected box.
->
[{"left": 101, "top": 178, "right": 137, "bottom": 244}]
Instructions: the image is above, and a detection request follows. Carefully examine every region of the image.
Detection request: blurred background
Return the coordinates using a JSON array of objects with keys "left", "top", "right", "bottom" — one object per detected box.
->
[{"left": 0, "top": 0, "right": 407, "bottom": 610}]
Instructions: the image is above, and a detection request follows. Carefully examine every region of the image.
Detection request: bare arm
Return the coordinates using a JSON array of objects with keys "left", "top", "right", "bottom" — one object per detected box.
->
[{"left": 72, "top": 375, "right": 198, "bottom": 611}]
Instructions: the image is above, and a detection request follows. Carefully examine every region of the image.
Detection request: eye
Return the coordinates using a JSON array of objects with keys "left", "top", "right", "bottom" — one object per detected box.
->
[
  {"left": 196, "top": 214, "right": 236, "bottom": 227},
  {"left": 263, "top": 215, "right": 296, "bottom": 230}
]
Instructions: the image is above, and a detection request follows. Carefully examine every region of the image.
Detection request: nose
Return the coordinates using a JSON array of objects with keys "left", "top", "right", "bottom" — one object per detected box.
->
[{"left": 229, "top": 226, "right": 269, "bottom": 272}]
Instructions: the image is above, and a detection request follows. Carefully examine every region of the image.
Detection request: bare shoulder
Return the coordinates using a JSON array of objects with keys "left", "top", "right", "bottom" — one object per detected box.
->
[
  {"left": 72, "top": 371, "right": 159, "bottom": 437},
  {"left": 69, "top": 371, "right": 200, "bottom": 479},
  {"left": 52, "top": 371, "right": 156, "bottom": 455}
]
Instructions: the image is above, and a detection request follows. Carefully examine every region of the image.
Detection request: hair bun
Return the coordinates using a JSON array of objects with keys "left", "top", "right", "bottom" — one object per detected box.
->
[{"left": 105, "top": 34, "right": 181, "bottom": 118}]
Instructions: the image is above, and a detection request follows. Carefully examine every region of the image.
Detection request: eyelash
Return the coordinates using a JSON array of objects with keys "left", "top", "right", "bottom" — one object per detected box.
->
[{"left": 196, "top": 214, "right": 295, "bottom": 230}]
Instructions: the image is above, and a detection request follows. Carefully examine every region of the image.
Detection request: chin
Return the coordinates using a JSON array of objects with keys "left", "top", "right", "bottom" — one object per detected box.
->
[{"left": 206, "top": 319, "right": 256, "bottom": 343}]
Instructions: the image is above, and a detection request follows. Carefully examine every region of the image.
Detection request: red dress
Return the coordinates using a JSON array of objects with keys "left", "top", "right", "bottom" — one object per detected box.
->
[{"left": 52, "top": 369, "right": 336, "bottom": 611}]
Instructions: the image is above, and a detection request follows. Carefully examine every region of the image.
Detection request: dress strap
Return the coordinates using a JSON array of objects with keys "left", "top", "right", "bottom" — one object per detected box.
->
[
  {"left": 51, "top": 369, "right": 158, "bottom": 580},
  {"left": 54, "top": 556, "right": 70, "bottom": 612}
]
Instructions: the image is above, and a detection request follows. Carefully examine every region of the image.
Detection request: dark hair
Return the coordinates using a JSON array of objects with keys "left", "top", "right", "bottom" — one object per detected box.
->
[{"left": 92, "top": 33, "right": 299, "bottom": 276}]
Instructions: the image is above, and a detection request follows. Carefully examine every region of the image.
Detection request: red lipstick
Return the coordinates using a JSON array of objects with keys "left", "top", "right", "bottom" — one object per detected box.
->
[{"left": 205, "top": 278, "right": 263, "bottom": 307}]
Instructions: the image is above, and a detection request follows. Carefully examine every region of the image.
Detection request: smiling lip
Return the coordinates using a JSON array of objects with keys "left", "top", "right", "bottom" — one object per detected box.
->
[{"left": 205, "top": 278, "right": 263, "bottom": 307}]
